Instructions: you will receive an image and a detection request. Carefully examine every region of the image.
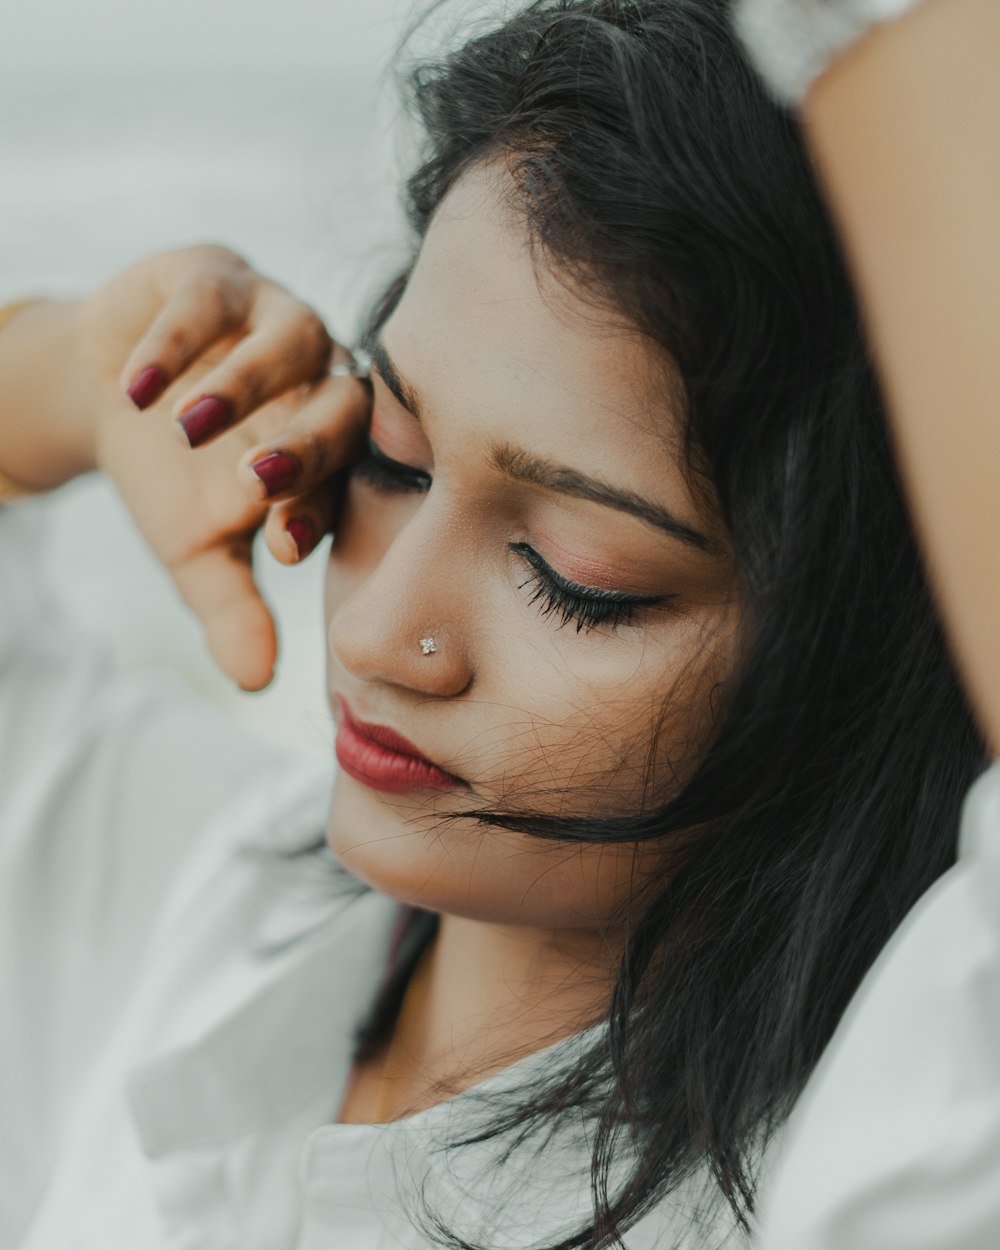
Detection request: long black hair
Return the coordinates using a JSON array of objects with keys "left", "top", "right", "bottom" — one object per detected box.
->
[{"left": 349, "top": 1, "right": 986, "bottom": 1245}]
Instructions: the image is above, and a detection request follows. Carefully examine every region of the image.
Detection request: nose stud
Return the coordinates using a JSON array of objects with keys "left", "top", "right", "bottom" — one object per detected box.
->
[{"left": 419, "top": 636, "right": 438, "bottom": 656}]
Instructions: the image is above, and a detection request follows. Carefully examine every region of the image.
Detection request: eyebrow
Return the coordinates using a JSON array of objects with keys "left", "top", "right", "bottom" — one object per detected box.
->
[
  {"left": 370, "top": 340, "right": 717, "bottom": 554},
  {"left": 489, "top": 444, "right": 715, "bottom": 552}
]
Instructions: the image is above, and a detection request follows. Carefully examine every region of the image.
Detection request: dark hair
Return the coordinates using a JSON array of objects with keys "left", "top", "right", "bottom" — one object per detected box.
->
[{"left": 353, "top": 1, "right": 986, "bottom": 1246}]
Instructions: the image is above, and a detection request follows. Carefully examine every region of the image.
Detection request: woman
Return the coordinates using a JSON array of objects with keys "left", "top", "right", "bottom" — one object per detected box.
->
[{"left": 0, "top": 2, "right": 986, "bottom": 1248}]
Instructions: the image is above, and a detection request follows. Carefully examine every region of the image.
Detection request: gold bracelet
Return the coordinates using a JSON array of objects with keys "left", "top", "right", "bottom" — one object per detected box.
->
[{"left": 0, "top": 299, "right": 45, "bottom": 505}]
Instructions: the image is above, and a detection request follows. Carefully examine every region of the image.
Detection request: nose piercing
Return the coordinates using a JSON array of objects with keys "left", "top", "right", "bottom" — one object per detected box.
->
[{"left": 419, "top": 636, "right": 438, "bottom": 656}]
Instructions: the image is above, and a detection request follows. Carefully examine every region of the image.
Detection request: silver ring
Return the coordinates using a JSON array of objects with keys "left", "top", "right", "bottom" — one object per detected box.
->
[{"left": 330, "top": 348, "right": 371, "bottom": 381}]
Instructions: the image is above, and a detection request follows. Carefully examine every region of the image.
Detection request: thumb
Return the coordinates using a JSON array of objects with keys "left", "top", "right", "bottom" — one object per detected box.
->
[{"left": 170, "top": 538, "right": 278, "bottom": 692}]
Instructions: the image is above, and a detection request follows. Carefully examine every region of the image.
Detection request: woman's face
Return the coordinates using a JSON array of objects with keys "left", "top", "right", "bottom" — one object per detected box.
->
[{"left": 324, "top": 164, "right": 740, "bottom": 931}]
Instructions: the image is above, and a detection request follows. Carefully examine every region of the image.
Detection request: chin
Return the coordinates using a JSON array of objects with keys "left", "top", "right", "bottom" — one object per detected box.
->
[
  {"left": 324, "top": 772, "right": 635, "bottom": 930},
  {"left": 325, "top": 772, "right": 455, "bottom": 905}
]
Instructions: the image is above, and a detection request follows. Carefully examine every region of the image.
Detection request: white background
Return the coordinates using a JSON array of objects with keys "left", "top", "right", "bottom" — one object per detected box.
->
[{"left": 0, "top": 0, "right": 423, "bottom": 756}]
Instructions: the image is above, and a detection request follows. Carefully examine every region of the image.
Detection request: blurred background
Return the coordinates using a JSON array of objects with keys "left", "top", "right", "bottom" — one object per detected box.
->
[{"left": 0, "top": 0, "right": 430, "bottom": 757}]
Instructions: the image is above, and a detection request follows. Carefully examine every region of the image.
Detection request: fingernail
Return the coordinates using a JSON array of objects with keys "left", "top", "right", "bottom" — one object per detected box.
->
[
  {"left": 286, "top": 517, "right": 316, "bottom": 559},
  {"left": 126, "top": 365, "right": 168, "bottom": 410},
  {"left": 249, "top": 451, "right": 300, "bottom": 497},
  {"left": 177, "top": 395, "right": 234, "bottom": 448}
]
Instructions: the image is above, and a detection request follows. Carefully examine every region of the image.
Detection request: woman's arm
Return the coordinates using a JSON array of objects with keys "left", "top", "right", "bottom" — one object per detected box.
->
[
  {"left": 799, "top": 0, "right": 1000, "bottom": 752},
  {"left": 0, "top": 299, "right": 96, "bottom": 490}
]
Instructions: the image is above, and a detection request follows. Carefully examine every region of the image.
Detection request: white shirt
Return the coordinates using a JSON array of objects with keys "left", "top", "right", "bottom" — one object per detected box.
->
[
  {"left": 0, "top": 497, "right": 737, "bottom": 1250},
  {"left": 753, "top": 762, "right": 1000, "bottom": 1248}
]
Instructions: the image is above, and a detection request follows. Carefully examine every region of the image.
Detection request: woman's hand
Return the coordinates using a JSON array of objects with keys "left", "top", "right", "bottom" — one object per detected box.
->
[
  {"left": 84, "top": 245, "right": 371, "bottom": 692},
  {"left": 1, "top": 245, "right": 371, "bottom": 692}
]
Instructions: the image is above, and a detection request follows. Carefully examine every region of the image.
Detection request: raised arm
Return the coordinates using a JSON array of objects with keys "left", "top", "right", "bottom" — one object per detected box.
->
[{"left": 798, "top": 0, "right": 1000, "bottom": 752}]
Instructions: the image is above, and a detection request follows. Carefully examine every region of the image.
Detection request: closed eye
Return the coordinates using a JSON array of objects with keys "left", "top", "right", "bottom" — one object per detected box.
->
[
  {"left": 351, "top": 437, "right": 432, "bottom": 495},
  {"left": 510, "top": 542, "right": 675, "bottom": 634}
]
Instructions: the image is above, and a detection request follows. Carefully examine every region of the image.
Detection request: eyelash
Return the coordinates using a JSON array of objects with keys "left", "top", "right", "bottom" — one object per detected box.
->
[
  {"left": 510, "top": 543, "right": 667, "bottom": 634},
  {"left": 352, "top": 440, "right": 669, "bottom": 634},
  {"left": 351, "top": 438, "right": 432, "bottom": 495}
]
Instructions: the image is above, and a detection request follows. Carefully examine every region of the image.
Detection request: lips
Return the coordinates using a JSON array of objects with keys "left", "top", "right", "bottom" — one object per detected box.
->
[{"left": 334, "top": 696, "right": 466, "bottom": 795}]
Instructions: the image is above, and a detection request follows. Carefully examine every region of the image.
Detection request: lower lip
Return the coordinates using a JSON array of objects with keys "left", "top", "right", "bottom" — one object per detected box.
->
[{"left": 335, "top": 713, "right": 465, "bottom": 795}]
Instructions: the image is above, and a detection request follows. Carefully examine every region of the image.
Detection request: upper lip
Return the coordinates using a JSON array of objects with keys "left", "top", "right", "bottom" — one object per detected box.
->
[{"left": 335, "top": 695, "right": 466, "bottom": 782}]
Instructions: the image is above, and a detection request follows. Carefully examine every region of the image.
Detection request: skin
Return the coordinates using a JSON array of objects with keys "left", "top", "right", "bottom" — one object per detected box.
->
[
  {"left": 0, "top": 245, "right": 364, "bottom": 691},
  {"left": 326, "top": 164, "right": 741, "bottom": 1122}
]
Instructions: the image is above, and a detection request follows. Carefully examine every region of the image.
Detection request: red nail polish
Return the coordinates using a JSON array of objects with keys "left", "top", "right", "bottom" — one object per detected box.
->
[
  {"left": 286, "top": 517, "right": 316, "bottom": 558},
  {"left": 178, "top": 396, "right": 234, "bottom": 448},
  {"left": 250, "top": 451, "right": 300, "bottom": 497},
  {"left": 126, "top": 365, "right": 167, "bottom": 410}
]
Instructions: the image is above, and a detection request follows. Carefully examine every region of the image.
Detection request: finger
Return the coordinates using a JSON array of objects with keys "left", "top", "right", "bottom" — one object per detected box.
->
[
  {"left": 169, "top": 539, "right": 278, "bottom": 692},
  {"left": 234, "top": 373, "right": 370, "bottom": 503},
  {"left": 264, "top": 481, "right": 340, "bottom": 566},
  {"left": 170, "top": 287, "right": 333, "bottom": 447},
  {"left": 119, "top": 249, "right": 257, "bottom": 406}
]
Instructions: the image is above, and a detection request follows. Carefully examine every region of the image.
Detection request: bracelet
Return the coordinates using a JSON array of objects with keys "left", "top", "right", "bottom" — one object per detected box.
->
[{"left": 0, "top": 300, "right": 45, "bottom": 505}]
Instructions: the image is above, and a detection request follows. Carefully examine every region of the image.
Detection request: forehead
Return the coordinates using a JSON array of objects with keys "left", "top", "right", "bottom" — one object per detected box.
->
[{"left": 384, "top": 162, "right": 703, "bottom": 519}]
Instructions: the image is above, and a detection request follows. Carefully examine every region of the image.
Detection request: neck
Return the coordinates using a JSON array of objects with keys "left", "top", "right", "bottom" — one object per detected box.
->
[{"left": 400, "top": 914, "right": 617, "bottom": 1111}]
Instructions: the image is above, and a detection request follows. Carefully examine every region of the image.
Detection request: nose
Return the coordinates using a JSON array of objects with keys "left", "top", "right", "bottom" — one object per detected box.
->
[{"left": 327, "top": 503, "right": 474, "bottom": 699}]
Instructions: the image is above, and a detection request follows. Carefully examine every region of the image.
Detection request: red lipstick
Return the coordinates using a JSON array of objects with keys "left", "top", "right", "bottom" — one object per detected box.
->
[{"left": 334, "top": 697, "right": 466, "bottom": 794}]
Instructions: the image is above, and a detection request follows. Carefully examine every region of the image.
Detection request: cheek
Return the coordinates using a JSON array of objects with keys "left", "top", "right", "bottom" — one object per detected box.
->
[{"left": 482, "top": 607, "right": 737, "bottom": 817}]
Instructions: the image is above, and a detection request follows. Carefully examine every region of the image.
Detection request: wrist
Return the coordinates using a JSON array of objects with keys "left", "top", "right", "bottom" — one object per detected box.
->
[{"left": 0, "top": 297, "right": 99, "bottom": 489}]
